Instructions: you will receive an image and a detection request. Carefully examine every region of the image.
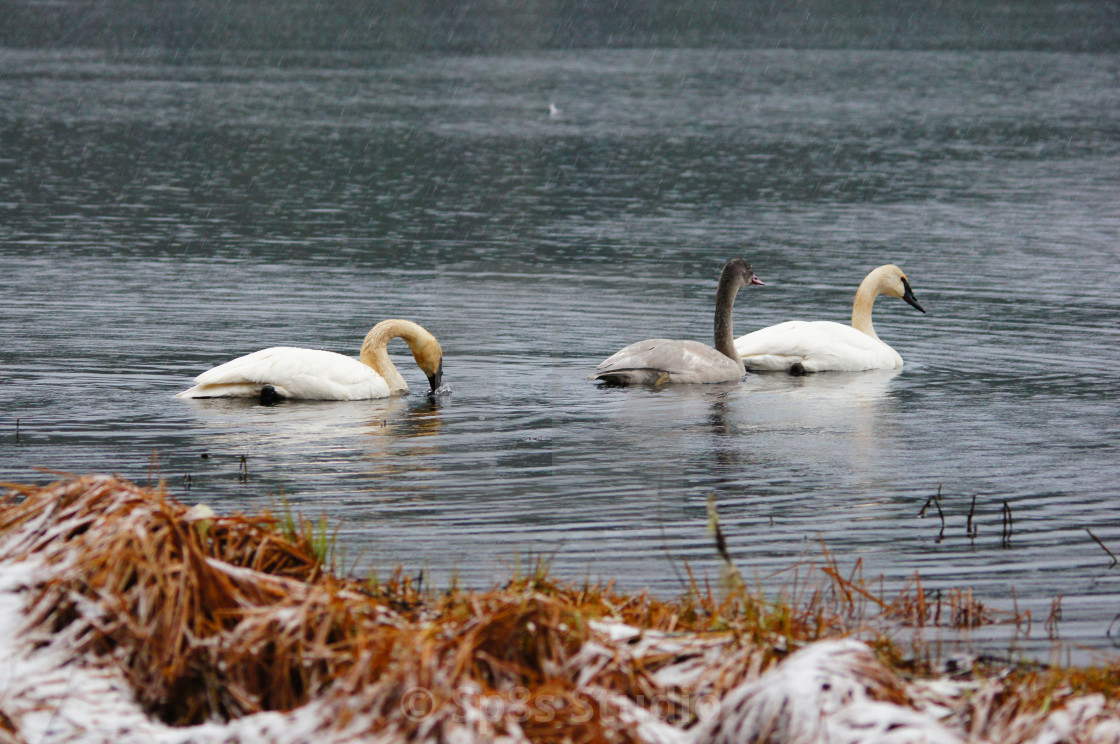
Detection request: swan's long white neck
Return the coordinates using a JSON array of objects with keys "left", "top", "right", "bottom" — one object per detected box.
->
[
  {"left": 359, "top": 319, "right": 432, "bottom": 394},
  {"left": 850, "top": 267, "right": 889, "bottom": 339}
]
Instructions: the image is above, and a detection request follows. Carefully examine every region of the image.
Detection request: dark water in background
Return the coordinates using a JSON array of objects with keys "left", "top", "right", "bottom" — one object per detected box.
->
[
  {"left": 2, "top": 0, "right": 1118, "bottom": 52},
  {"left": 2, "top": 5, "right": 1120, "bottom": 661}
]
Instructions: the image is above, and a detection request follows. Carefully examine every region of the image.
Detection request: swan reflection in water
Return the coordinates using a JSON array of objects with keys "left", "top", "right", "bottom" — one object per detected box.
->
[
  {"left": 603, "top": 367, "right": 899, "bottom": 436},
  {"left": 361, "top": 396, "right": 445, "bottom": 480},
  {"left": 749, "top": 367, "right": 903, "bottom": 403},
  {"left": 734, "top": 369, "right": 905, "bottom": 500},
  {"left": 176, "top": 393, "right": 447, "bottom": 488},
  {"left": 600, "top": 370, "right": 905, "bottom": 503},
  {"left": 686, "top": 370, "right": 909, "bottom": 545}
]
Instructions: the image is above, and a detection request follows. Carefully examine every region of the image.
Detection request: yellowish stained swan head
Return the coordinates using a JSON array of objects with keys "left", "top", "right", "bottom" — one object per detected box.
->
[
  {"left": 875, "top": 264, "right": 925, "bottom": 312},
  {"left": 851, "top": 264, "right": 925, "bottom": 338},
  {"left": 362, "top": 319, "right": 444, "bottom": 394},
  {"left": 411, "top": 335, "right": 444, "bottom": 392}
]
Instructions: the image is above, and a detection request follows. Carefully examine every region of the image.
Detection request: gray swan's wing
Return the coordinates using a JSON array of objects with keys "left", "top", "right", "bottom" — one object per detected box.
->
[
  {"left": 596, "top": 339, "right": 674, "bottom": 370},
  {"left": 593, "top": 339, "right": 742, "bottom": 385}
]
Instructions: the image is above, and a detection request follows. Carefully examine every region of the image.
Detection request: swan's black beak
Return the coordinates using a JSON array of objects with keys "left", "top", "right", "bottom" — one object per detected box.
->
[
  {"left": 427, "top": 360, "right": 444, "bottom": 392},
  {"left": 749, "top": 275, "right": 765, "bottom": 286},
  {"left": 902, "top": 278, "right": 925, "bottom": 313}
]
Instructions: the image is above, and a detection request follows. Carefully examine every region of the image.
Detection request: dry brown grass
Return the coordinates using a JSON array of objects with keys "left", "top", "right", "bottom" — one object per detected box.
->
[
  {"left": 0, "top": 708, "right": 24, "bottom": 744},
  {"left": 1, "top": 474, "right": 1119, "bottom": 743}
]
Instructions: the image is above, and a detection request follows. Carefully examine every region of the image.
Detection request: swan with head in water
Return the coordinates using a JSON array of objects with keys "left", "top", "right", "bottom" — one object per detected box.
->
[
  {"left": 592, "top": 259, "right": 765, "bottom": 386},
  {"left": 176, "top": 319, "right": 443, "bottom": 402},
  {"left": 734, "top": 264, "right": 924, "bottom": 374}
]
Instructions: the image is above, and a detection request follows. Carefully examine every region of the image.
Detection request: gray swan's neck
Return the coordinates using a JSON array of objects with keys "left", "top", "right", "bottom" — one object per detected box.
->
[{"left": 713, "top": 277, "right": 746, "bottom": 371}]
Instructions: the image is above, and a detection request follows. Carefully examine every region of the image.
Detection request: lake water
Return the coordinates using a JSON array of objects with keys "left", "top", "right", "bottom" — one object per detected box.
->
[{"left": 2, "top": 39, "right": 1119, "bottom": 662}]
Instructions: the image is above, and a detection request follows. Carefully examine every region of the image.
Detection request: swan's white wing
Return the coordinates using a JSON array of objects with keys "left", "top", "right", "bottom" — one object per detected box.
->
[
  {"left": 734, "top": 321, "right": 903, "bottom": 372},
  {"left": 594, "top": 339, "right": 743, "bottom": 384},
  {"left": 177, "top": 347, "right": 393, "bottom": 400}
]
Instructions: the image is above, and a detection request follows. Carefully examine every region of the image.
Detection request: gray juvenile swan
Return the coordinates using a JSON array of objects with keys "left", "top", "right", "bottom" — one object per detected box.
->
[{"left": 591, "top": 259, "right": 764, "bottom": 386}]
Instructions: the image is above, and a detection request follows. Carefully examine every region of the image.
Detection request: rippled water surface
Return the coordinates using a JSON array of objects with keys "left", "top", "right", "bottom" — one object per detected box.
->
[{"left": 2, "top": 46, "right": 1119, "bottom": 662}]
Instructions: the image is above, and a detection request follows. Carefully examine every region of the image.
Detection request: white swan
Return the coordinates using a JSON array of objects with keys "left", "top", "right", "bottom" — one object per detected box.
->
[
  {"left": 176, "top": 319, "right": 443, "bottom": 402},
  {"left": 592, "top": 259, "right": 764, "bottom": 386},
  {"left": 734, "top": 264, "right": 924, "bottom": 374}
]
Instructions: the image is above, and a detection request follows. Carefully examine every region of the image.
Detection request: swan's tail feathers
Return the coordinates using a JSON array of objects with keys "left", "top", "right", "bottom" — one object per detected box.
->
[
  {"left": 590, "top": 369, "right": 671, "bottom": 386},
  {"left": 174, "top": 386, "right": 204, "bottom": 399}
]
